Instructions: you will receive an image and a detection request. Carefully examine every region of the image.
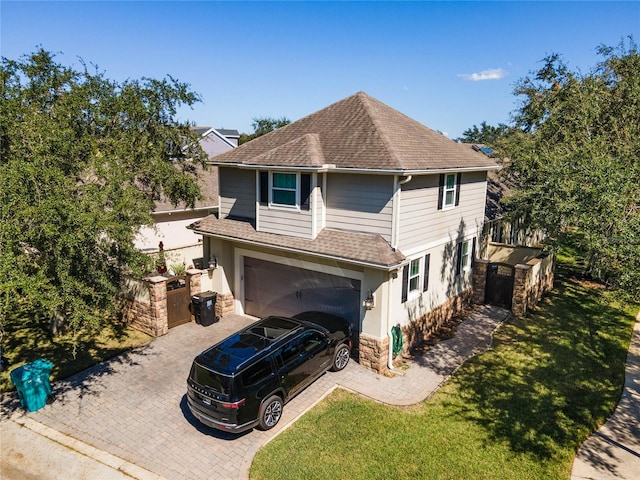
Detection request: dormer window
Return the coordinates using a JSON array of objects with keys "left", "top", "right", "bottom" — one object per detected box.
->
[
  {"left": 258, "top": 171, "right": 311, "bottom": 210},
  {"left": 272, "top": 173, "right": 296, "bottom": 206}
]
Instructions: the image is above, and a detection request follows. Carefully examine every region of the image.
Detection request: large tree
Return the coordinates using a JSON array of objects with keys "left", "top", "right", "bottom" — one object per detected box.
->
[
  {"left": 456, "top": 121, "right": 511, "bottom": 146},
  {"left": 238, "top": 116, "right": 290, "bottom": 145},
  {"left": 502, "top": 38, "right": 640, "bottom": 298},
  {"left": 0, "top": 49, "right": 207, "bottom": 340}
]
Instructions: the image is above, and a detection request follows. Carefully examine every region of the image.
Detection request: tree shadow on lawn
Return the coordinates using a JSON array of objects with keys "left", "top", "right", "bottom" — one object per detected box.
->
[
  {"left": 442, "top": 275, "right": 634, "bottom": 464},
  {"left": 0, "top": 314, "right": 154, "bottom": 419}
]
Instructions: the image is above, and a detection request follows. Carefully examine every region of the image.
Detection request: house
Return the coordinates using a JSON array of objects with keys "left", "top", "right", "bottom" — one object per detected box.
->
[
  {"left": 134, "top": 127, "right": 238, "bottom": 269},
  {"left": 188, "top": 92, "right": 499, "bottom": 373}
]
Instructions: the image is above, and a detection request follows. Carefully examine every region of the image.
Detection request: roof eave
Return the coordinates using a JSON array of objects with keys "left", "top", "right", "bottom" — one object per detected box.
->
[{"left": 187, "top": 227, "right": 403, "bottom": 271}]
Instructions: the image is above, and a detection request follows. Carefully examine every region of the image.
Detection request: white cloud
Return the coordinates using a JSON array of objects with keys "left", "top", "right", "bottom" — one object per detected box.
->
[{"left": 458, "top": 68, "right": 508, "bottom": 81}]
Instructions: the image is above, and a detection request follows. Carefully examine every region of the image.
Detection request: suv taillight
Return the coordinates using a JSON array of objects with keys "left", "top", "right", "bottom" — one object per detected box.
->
[{"left": 221, "top": 398, "right": 246, "bottom": 409}]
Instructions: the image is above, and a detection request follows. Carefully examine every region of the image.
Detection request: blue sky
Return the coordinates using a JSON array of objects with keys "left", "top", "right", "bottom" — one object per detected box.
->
[{"left": 2, "top": 1, "right": 638, "bottom": 139}]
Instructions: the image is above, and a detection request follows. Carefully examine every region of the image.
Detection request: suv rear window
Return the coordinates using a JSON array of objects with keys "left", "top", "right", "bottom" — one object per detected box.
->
[{"left": 190, "top": 363, "right": 232, "bottom": 396}]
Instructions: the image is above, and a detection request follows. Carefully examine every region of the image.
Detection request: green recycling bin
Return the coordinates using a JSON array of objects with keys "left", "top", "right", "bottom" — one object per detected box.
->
[{"left": 10, "top": 359, "right": 53, "bottom": 412}]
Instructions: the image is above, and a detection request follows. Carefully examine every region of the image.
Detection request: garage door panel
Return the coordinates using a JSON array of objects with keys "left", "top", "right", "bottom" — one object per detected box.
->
[{"left": 244, "top": 257, "right": 361, "bottom": 344}]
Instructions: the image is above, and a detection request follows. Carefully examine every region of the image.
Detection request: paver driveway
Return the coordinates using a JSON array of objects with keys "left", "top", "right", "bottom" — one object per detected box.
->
[{"left": 1, "top": 306, "right": 511, "bottom": 480}]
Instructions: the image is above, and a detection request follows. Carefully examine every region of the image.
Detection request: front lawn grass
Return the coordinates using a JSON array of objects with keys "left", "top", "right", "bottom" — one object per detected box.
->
[
  {"left": 250, "top": 254, "right": 637, "bottom": 480},
  {"left": 0, "top": 318, "right": 151, "bottom": 393}
]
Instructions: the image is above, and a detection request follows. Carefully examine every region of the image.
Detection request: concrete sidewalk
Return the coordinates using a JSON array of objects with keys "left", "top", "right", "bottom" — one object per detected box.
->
[{"left": 571, "top": 312, "right": 640, "bottom": 480}]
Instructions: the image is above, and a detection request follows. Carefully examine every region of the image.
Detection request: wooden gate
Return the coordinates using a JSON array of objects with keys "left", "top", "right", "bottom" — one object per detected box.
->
[
  {"left": 485, "top": 263, "right": 514, "bottom": 309},
  {"left": 166, "top": 276, "right": 190, "bottom": 328}
]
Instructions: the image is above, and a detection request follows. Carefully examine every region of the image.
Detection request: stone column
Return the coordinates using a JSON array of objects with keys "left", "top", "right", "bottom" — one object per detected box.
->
[
  {"left": 472, "top": 259, "right": 489, "bottom": 305},
  {"left": 148, "top": 275, "right": 169, "bottom": 336},
  {"left": 512, "top": 264, "right": 531, "bottom": 317}
]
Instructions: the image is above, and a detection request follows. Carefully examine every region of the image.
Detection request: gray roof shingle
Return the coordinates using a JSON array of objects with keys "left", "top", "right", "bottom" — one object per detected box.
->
[
  {"left": 189, "top": 216, "right": 406, "bottom": 270},
  {"left": 209, "top": 92, "right": 498, "bottom": 172}
]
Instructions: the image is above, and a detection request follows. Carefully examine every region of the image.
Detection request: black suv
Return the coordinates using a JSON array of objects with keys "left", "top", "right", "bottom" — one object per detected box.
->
[{"left": 186, "top": 311, "right": 352, "bottom": 433}]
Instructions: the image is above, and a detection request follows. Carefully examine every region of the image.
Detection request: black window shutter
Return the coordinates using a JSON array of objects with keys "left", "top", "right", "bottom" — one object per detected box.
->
[
  {"left": 455, "top": 172, "right": 462, "bottom": 206},
  {"left": 259, "top": 171, "right": 268, "bottom": 204},
  {"left": 455, "top": 242, "right": 463, "bottom": 276},
  {"left": 471, "top": 237, "right": 476, "bottom": 267},
  {"left": 423, "top": 254, "right": 430, "bottom": 292},
  {"left": 437, "top": 174, "right": 444, "bottom": 210},
  {"left": 401, "top": 265, "right": 409, "bottom": 303},
  {"left": 301, "top": 174, "right": 311, "bottom": 210}
]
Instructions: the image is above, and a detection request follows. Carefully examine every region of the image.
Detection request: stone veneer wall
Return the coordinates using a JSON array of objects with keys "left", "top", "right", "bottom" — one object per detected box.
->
[
  {"left": 123, "top": 270, "right": 238, "bottom": 337},
  {"left": 472, "top": 260, "right": 489, "bottom": 304},
  {"left": 512, "top": 255, "right": 555, "bottom": 317},
  {"left": 358, "top": 290, "right": 472, "bottom": 374},
  {"left": 123, "top": 275, "right": 168, "bottom": 337},
  {"left": 402, "top": 289, "right": 473, "bottom": 354},
  {"left": 359, "top": 334, "right": 389, "bottom": 374}
]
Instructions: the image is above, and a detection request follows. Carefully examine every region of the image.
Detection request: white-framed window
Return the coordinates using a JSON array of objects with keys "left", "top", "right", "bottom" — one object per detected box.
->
[
  {"left": 443, "top": 173, "right": 457, "bottom": 208},
  {"left": 401, "top": 254, "right": 431, "bottom": 303},
  {"left": 456, "top": 238, "right": 475, "bottom": 275},
  {"left": 272, "top": 172, "right": 297, "bottom": 206},
  {"left": 408, "top": 259, "right": 421, "bottom": 293},
  {"left": 438, "top": 172, "right": 461, "bottom": 210},
  {"left": 258, "top": 171, "right": 312, "bottom": 210}
]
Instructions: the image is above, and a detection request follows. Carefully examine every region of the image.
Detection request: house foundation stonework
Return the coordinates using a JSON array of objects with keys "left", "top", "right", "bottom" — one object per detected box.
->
[
  {"left": 358, "top": 334, "right": 389, "bottom": 374},
  {"left": 401, "top": 289, "right": 473, "bottom": 354}
]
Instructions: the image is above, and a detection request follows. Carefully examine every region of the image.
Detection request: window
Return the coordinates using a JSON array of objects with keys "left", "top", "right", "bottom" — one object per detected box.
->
[
  {"left": 438, "top": 173, "right": 462, "bottom": 209},
  {"left": 272, "top": 173, "right": 296, "bottom": 206},
  {"left": 241, "top": 358, "right": 273, "bottom": 387},
  {"left": 456, "top": 238, "right": 476, "bottom": 275},
  {"left": 401, "top": 255, "right": 430, "bottom": 302},
  {"left": 408, "top": 259, "right": 420, "bottom": 292},
  {"left": 262, "top": 172, "right": 312, "bottom": 210}
]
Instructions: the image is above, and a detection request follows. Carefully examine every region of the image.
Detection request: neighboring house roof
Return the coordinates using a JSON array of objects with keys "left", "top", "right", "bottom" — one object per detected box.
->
[
  {"left": 154, "top": 127, "right": 237, "bottom": 213},
  {"left": 189, "top": 216, "right": 406, "bottom": 270},
  {"left": 209, "top": 92, "right": 498, "bottom": 172}
]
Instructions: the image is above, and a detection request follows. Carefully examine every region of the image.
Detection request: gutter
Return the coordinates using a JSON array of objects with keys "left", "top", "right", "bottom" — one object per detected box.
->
[{"left": 208, "top": 162, "right": 500, "bottom": 175}]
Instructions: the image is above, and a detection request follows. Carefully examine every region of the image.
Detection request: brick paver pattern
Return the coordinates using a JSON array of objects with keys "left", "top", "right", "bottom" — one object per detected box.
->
[{"left": 2, "top": 305, "right": 509, "bottom": 480}]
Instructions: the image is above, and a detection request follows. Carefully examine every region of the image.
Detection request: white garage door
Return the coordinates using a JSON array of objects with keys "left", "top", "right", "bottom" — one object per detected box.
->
[{"left": 243, "top": 257, "right": 361, "bottom": 339}]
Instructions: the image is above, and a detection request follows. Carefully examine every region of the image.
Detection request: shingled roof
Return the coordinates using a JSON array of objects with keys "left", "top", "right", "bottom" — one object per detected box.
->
[
  {"left": 210, "top": 92, "right": 497, "bottom": 172},
  {"left": 189, "top": 216, "right": 406, "bottom": 270}
]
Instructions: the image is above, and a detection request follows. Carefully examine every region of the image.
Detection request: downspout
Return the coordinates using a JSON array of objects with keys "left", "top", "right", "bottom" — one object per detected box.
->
[
  {"left": 387, "top": 175, "right": 411, "bottom": 370},
  {"left": 387, "top": 270, "right": 395, "bottom": 370}
]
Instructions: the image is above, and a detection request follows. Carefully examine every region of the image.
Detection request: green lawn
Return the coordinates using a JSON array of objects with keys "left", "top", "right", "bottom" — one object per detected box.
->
[
  {"left": 250, "top": 254, "right": 637, "bottom": 480},
  {"left": 0, "top": 318, "right": 151, "bottom": 393}
]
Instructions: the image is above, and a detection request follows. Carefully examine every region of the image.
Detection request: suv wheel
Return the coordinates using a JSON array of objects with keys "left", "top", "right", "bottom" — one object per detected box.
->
[
  {"left": 330, "top": 344, "right": 350, "bottom": 371},
  {"left": 259, "top": 395, "right": 283, "bottom": 430}
]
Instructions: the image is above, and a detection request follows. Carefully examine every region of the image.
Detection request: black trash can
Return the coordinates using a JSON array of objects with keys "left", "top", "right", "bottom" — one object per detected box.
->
[{"left": 191, "top": 291, "right": 219, "bottom": 326}]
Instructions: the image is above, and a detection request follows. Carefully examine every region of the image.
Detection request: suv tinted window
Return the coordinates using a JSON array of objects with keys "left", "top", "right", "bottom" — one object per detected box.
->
[
  {"left": 190, "top": 363, "right": 231, "bottom": 396},
  {"left": 300, "top": 330, "right": 325, "bottom": 353},
  {"left": 241, "top": 357, "right": 273, "bottom": 387}
]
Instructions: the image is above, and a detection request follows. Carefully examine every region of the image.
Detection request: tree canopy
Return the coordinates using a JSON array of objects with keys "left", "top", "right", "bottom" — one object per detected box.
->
[
  {"left": 500, "top": 38, "right": 640, "bottom": 298},
  {"left": 238, "top": 116, "right": 291, "bottom": 145},
  {"left": 0, "top": 49, "right": 207, "bottom": 341},
  {"left": 456, "top": 121, "right": 511, "bottom": 146}
]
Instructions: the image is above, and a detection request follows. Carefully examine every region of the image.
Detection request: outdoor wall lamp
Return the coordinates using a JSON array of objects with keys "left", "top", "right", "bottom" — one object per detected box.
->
[
  {"left": 208, "top": 256, "right": 218, "bottom": 271},
  {"left": 363, "top": 289, "right": 375, "bottom": 310}
]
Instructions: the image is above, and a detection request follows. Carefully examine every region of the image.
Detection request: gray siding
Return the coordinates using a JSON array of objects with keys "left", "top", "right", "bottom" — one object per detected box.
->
[
  {"left": 326, "top": 173, "right": 394, "bottom": 242},
  {"left": 258, "top": 204, "right": 313, "bottom": 238},
  {"left": 219, "top": 167, "right": 256, "bottom": 220},
  {"left": 398, "top": 171, "right": 487, "bottom": 250}
]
